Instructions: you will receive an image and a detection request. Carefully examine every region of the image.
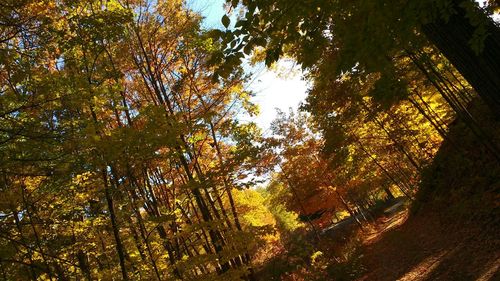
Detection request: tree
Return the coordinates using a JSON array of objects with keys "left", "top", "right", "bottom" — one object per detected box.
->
[
  {"left": 0, "top": 0, "right": 260, "bottom": 279},
  {"left": 217, "top": 0, "right": 500, "bottom": 114}
]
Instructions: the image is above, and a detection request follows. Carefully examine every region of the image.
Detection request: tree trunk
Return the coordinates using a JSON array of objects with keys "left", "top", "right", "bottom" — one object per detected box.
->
[
  {"left": 335, "top": 190, "right": 363, "bottom": 228},
  {"left": 422, "top": 0, "right": 500, "bottom": 115},
  {"left": 102, "top": 171, "right": 129, "bottom": 281},
  {"left": 355, "top": 139, "right": 414, "bottom": 200},
  {"left": 384, "top": 188, "right": 395, "bottom": 200},
  {"left": 334, "top": 211, "right": 340, "bottom": 223}
]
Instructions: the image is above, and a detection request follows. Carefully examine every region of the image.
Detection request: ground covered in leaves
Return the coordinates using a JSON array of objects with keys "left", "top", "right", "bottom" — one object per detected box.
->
[
  {"left": 254, "top": 103, "right": 500, "bottom": 281},
  {"left": 357, "top": 105, "right": 500, "bottom": 281},
  {"left": 357, "top": 206, "right": 499, "bottom": 281}
]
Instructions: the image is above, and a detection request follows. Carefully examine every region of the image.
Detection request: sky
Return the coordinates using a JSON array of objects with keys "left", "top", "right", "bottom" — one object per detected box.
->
[
  {"left": 186, "top": 0, "right": 309, "bottom": 134},
  {"left": 186, "top": 0, "right": 498, "bottom": 135}
]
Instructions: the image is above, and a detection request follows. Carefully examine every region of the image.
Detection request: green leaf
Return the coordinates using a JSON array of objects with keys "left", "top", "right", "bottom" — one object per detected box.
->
[
  {"left": 243, "top": 44, "right": 253, "bottom": 55},
  {"left": 209, "top": 29, "right": 224, "bottom": 40},
  {"left": 222, "top": 15, "right": 230, "bottom": 28},
  {"left": 235, "top": 20, "right": 246, "bottom": 28}
]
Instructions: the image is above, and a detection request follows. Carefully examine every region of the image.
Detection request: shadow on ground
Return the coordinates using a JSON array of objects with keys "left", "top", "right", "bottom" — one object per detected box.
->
[
  {"left": 357, "top": 101, "right": 500, "bottom": 281},
  {"left": 358, "top": 208, "right": 499, "bottom": 281}
]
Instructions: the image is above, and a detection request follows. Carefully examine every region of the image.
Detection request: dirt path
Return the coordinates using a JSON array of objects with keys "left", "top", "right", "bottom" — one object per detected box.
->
[{"left": 357, "top": 209, "right": 500, "bottom": 281}]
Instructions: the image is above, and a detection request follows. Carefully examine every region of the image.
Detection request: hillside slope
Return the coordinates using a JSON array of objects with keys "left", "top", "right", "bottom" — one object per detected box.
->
[{"left": 358, "top": 103, "right": 500, "bottom": 281}]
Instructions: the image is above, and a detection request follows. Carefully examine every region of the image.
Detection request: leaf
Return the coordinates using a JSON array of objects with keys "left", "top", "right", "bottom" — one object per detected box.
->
[
  {"left": 235, "top": 19, "right": 246, "bottom": 28},
  {"left": 149, "top": 214, "right": 176, "bottom": 223},
  {"left": 244, "top": 44, "right": 253, "bottom": 55},
  {"left": 222, "top": 15, "right": 230, "bottom": 28},
  {"left": 209, "top": 29, "right": 224, "bottom": 40}
]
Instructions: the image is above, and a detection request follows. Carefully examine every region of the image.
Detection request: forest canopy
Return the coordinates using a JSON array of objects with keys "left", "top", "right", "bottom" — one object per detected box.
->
[{"left": 0, "top": 0, "right": 499, "bottom": 280}]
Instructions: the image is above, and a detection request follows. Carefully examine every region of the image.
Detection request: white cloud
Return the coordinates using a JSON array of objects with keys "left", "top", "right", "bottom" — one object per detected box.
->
[{"left": 239, "top": 60, "right": 309, "bottom": 134}]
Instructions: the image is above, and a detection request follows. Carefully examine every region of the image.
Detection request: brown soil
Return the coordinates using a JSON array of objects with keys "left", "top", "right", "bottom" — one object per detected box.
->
[{"left": 357, "top": 209, "right": 500, "bottom": 281}]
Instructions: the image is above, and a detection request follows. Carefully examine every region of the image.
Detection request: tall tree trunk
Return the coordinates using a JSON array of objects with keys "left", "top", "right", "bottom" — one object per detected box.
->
[
  {"left": 21, "top": 184, "right": 55, "bottom": 281},
  {"left": 422, "top": 0, "right": 500, "bottom": 115},
  {"left": 355, "top": 139, "right": 414, "bottom": 200},
  {"left": 384, "top": 188, "right": 395, "bottom": 200},
  {"left": 280, "top": 165, "right": 321, "bottom": 241},
  {"left": 334, "top": 190, "right": 363, "bottom": 228},
  {"left": 11, "top": 206, "right": 38, "bottom": 280},
  {"left": 102, "top": 171, "right": 129, "bottom": 281}
]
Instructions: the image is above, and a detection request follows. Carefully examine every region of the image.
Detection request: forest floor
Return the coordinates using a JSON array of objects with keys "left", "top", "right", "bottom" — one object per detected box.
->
[
  {"left": 354, "top": 102, "right": 500, "bottom": 281},
  {"left": 356, "top": 205, "right": 500, "bottom": 281},
  {"left": 256, "top": 104, "right": 500, "bottom": 281}
]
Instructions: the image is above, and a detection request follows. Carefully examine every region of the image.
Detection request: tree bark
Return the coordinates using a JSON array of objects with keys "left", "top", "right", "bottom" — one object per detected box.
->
[
  {"left": 102, "top": 171, "right": 129, "bottom": 281},
  {"left": 384, "top": 188, "right": 395, "bottom": 200},
  {"left": 422, "top": 0, "right": 500, "bottom": 115}
]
